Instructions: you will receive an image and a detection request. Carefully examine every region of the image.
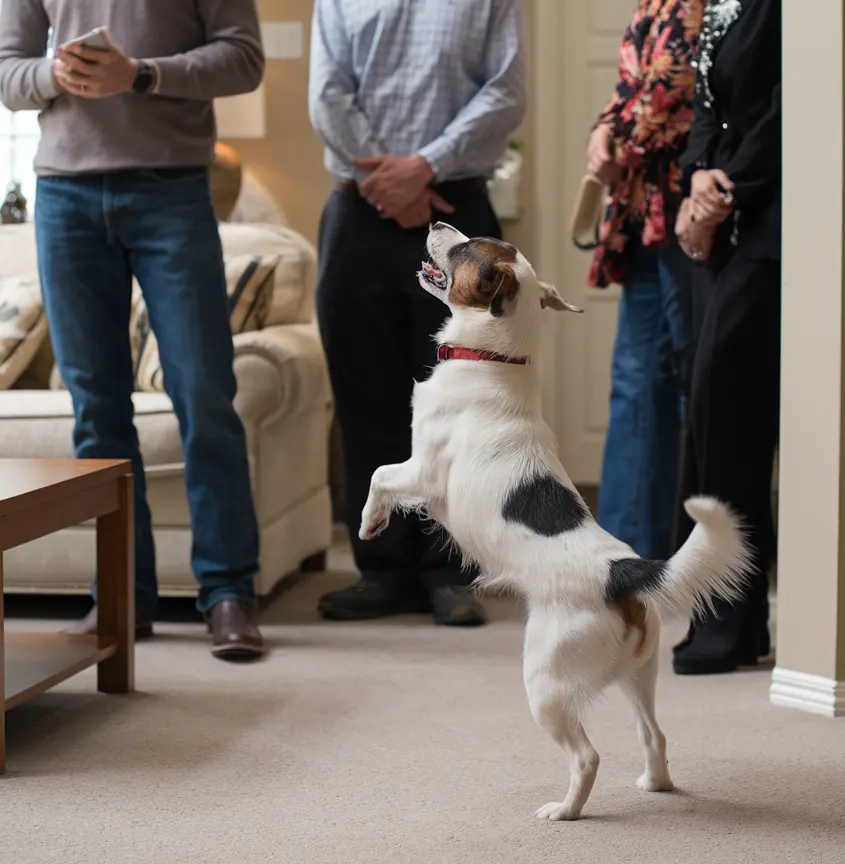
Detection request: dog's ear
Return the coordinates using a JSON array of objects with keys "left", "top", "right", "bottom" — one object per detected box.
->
[
  {"left": 539, "top": 281, "right": 583, "bottom": 313},
  {"left": 485, "top": 263, "right": 521, "bottom": 317},
  {"left": 452, "top": 260, "right": 520, "bottom": 317}
]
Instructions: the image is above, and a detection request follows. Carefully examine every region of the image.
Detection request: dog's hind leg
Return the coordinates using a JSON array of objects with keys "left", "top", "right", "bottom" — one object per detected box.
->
[
  {"left": 620, "top": 651, "right": 674, "bottom": 792},
  {"left": 531, "top": 699, "right": 600, "bottom": 821},
  {"left": 359, "top": 460, "right": 425, "bottom": 540}
]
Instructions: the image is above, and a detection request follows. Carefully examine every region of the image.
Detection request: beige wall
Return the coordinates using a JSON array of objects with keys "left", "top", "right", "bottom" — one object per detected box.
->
[
  {"left": 223, "top": 0, "right": 330, "bottom": 246},
  {"left": 222, "top": 0, "right": 537, "bottom": 251}
]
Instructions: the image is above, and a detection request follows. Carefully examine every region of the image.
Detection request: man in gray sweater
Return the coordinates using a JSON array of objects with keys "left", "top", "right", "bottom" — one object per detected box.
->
[{"left": 0, "top": 0, "right": 267, "bottom": 660}]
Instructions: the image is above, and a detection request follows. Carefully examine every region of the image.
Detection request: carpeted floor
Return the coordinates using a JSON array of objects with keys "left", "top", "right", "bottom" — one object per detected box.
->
[{"left": 2, "top": 540, "right": 844, "bottom": 864}]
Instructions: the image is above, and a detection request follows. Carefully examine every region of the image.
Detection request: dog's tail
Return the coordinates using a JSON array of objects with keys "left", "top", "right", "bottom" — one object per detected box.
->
[{"left": 605, "top": 496, "right": 752, "bottom": 618}]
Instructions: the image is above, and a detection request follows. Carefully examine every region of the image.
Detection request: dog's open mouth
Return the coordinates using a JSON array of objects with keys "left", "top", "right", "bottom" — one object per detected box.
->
[{"left": 419, "top": 260, "right": 448, "bottom": 291}]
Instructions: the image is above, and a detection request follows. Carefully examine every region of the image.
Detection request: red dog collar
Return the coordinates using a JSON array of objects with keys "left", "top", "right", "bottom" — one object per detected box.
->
[{"left": 437, "top": 344, "right": 528, "bottom": 365}]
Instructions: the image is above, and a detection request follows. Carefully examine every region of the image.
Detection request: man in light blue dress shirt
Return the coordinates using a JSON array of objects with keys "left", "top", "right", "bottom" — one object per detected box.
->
[{"left": 309, "top": 0, "right": 526, "bottom": 626}]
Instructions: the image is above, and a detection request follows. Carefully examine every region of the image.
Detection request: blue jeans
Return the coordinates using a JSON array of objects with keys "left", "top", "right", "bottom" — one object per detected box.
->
[
  {"left": 597, "top": 244, "right": 691, "bottom": 560},
  {"left": 35, "top": 169, "right": 259, "bottom": 617}
]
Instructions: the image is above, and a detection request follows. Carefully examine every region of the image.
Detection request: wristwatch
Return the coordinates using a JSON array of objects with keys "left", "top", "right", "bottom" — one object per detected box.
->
[{"left": 132, "top": 60, "right": 155, "bottom": 94}]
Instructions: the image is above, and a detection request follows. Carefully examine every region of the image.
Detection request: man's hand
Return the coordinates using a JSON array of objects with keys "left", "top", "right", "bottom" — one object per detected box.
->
[
  {"left": 690, "top": 169, "right": 734, "bottom": 226},
  {"left": 393, "top": 193, "right": 433, "bottom": 230},
  {"left": 392, "top": 188, "right": 455, "bottom": 230},
  {"left": 586, "top": 123, "right": 620, "bottom": 186},
  {"left": 355, "top": 154, "right": 435, "bottom": 217},
  {"left": 53, "top": 31, "right": 138, "bottom": 99}
]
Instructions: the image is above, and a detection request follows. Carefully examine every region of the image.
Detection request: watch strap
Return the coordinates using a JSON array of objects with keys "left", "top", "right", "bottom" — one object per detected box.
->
[{"left": 132, "top": 60, "right": 154, "bottom": 94}]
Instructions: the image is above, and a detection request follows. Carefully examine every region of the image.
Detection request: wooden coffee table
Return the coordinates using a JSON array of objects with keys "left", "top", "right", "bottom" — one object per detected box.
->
[{"left": 0, "top": 459, "right": 135, "bottom": 774}]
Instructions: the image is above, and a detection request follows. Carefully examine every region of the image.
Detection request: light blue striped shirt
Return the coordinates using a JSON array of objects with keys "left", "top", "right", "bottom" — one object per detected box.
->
[{"left": 308, "top": 0, "right": 526, "bottom": 184}]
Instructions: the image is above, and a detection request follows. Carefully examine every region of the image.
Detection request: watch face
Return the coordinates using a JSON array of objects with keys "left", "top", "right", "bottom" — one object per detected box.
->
[{"left": 134, "top": 64, "right": 153, "bottom": 93}]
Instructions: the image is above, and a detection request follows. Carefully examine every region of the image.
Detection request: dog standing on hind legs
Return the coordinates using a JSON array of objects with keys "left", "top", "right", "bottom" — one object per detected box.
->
[{"left": 359, "top": 222, "right": 752, "bottom": 821}]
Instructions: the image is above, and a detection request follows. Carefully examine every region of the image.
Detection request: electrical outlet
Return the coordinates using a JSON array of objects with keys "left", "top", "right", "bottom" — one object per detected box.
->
[{"left": 261, "top": 21, "right": 304, "bottom": 60}]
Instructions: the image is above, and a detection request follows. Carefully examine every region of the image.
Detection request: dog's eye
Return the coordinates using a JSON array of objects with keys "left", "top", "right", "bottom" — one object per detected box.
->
[{"left": 447, "top": 242, "right": 469, "bottom": 262}]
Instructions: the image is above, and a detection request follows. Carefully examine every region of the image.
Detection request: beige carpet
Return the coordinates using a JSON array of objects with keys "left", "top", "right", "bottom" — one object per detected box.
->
[{"left": 2, "top": 542, "right": 844, "bottom": 864}]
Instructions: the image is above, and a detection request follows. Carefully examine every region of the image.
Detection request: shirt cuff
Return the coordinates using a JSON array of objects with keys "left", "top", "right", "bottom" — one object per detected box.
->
[
  {"left": 36, "top": 58, "right": 63, "bottom": 102},
  {"left": 147, "top": 60, "right": 161, "bottom": 95},
  {"left": 417, "top": 140, "right": 455, "bottom": 183},
  {"left": 680, "top": 162, "right": 705, "bottom": 199}
]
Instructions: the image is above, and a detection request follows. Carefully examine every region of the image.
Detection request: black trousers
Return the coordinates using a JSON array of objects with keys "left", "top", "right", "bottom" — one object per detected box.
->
[
  {"left": 316, "top": 180, "right": 502, "bottom": 593},
  {"left": 676, "top": 252, "right": 781, "bottom": 583}
]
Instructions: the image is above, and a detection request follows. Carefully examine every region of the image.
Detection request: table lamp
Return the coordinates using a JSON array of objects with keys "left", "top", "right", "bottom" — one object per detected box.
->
[{"left": 211, "top": 85, "right": 267, "bottom": 220}]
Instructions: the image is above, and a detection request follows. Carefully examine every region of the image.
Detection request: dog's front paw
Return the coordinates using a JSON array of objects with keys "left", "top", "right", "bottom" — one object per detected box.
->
[
  {"left": 636, "top": 771, "right": 674, "bottom": 793},
  {"left": 359, "top": 510, "right": 389, "bottom": 541},
  {"left": 535, "top": 801, "right": 582, "bottom": 822}
]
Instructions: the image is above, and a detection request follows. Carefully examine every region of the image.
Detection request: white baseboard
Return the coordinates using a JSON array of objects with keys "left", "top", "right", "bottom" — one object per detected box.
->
[{"left": 770, "top": 668, "right": 845, "bottom": 717}]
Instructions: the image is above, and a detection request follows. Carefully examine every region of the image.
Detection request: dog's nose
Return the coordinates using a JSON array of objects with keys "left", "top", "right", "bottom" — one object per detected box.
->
[{"left": 431, "top": 221, "right": 451, "bottom": 232}]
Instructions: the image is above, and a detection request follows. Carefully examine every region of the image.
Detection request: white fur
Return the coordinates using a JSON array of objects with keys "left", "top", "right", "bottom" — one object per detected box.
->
[{"left": 360, "top": 223, "right": 752, "bottom": 821}]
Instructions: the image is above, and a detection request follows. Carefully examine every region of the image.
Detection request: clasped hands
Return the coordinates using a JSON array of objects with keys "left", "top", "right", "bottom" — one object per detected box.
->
[
  {"left": 51, "top": 31, "right": 138, "bottom": 99},
  {"left": 354, "top": 154, "right": 454, "bottom": 229},
  {"left": 676, "top": 169, "right": 735, "bottom": 262}
]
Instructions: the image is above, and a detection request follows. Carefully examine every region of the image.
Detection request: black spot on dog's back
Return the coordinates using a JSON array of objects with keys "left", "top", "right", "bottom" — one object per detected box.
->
[
  {"left": 604, "top": 558, "right": 668, "bottom": 604},
  {"left": 502, "top": 475, "right": 588, "bottom": 536}
]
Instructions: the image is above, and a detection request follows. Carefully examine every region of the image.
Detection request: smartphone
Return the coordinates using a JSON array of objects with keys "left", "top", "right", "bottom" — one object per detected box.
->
[{"left": 59, "top": 26, "right": 109, "bottom": 52}]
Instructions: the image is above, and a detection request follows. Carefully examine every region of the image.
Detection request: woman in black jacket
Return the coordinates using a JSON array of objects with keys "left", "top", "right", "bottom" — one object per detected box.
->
[{"left": 673, "top": 0, "right": 781, "bottom": 675}]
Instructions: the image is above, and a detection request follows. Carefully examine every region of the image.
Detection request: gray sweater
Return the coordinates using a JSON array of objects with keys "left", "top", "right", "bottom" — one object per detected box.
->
[{"left": 0, "top": 0, "right": 264, "bottom": 176}]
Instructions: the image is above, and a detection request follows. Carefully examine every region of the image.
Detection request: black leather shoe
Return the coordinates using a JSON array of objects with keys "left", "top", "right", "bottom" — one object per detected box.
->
[
  {"left": 318, "top": 580, "right": 431, "bottom": 620},
  {"left": 430, "top": 586, "right": 486, "bottom": 627},
  {"left": 673, "top": 595, "right": 770, "bottom": 675}
]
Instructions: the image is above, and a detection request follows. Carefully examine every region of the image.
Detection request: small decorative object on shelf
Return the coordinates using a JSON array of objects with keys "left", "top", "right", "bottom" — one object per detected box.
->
[{"left": 0, "top": 182, "right": 27, "bottom": 225}]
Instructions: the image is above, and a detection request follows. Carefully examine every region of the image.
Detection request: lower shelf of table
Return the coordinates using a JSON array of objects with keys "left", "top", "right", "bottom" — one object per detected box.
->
[{"left": 3, "top": 632, "right": 118, "bottom": 711}]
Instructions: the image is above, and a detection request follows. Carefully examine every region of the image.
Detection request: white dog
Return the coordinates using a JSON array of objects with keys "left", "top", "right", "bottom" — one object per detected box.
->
[{"left": 359, "top": 223, "right": 751, "bottom": 821}]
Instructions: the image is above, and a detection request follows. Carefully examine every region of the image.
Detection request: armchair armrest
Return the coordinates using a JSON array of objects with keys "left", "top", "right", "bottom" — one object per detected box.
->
[{"left": 232, "top": 324, "right": 332, "bottom": 427}]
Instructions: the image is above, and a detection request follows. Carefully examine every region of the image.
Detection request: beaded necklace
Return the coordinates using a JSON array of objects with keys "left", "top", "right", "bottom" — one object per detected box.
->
[{"left": 692, "top": 0, "right": 743, "bottom": 109}]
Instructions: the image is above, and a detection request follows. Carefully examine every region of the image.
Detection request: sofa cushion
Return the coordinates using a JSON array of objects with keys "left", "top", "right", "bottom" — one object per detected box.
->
[
  {"left": 0, "top": 275, "right": 49, "bottom": 390},
  {"left": 218, "top": 223, "right": 317, "bottom": 326},
  {"left": 0, "top": 388, "right": 180, "bottom": 460},
  {"left": 132, "top": 253, "right": 278, "bottom": 393}
]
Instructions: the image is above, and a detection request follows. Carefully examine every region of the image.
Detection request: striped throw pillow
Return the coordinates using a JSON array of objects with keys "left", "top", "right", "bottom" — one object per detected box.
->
[{"left": 133, "top": 254, "right": 278, "bottom": 393}]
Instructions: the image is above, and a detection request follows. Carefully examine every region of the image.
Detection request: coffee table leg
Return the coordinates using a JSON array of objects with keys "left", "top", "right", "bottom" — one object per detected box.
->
[
  {"left": 96, "top": 474, "right": 135, "bottom": 694},
  {"left": 1, "top": 552, "right": 6, "bottom": 774}
]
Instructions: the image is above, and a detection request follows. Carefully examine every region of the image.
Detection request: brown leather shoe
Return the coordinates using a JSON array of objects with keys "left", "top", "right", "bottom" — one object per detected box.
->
[
  {"left": 205, "top": 599, "right": 266, "bottom": 661},
  {"left": 63, "top": 604, "right": 154, "bottom": 640}
]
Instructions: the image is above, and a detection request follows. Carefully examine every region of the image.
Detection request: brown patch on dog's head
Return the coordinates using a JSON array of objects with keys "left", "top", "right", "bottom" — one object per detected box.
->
[
  {"left": 611, "top": 596, "right": 649, "bottom": 656},
  {"left": 448, "top": 238, "right": 520, "bottom": 317}
]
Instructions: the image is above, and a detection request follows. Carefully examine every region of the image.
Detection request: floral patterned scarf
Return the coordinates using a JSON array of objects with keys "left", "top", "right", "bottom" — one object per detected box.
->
[{"left": 588, "top": 0, "right": 703, "bottom": 288}]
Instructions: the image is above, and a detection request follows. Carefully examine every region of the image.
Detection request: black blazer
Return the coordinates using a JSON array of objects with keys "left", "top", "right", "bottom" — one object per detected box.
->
[{"left": 682, "top": 0, "right": 781, "bottom": 260}]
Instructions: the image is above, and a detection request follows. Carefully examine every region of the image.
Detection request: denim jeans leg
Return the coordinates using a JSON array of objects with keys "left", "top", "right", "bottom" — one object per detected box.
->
[
  {"left": 34, "top": 176, "right": 159, "bottom": 618},
  {"left": 597, "top": 246, "right": 681, "bottom": 559},
  {"left": 116, "top": 169, "right": 259, "bottom": 613},
  {"left": 658, "top": 245, "right": 693, "bottom": 397},
  {"left": 639, "top": 250, "right": 690, "bottom": 557}
]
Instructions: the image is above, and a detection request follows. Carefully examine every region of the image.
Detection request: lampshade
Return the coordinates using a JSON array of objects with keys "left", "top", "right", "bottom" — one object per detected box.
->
[{"left": 215, "top": 85, "right": 267, "bottom": 139}]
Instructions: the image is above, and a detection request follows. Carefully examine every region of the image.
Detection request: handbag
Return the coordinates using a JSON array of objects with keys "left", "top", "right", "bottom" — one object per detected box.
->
[{"left": 569, "top": 173, "right": 606, "bottom": 250}]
